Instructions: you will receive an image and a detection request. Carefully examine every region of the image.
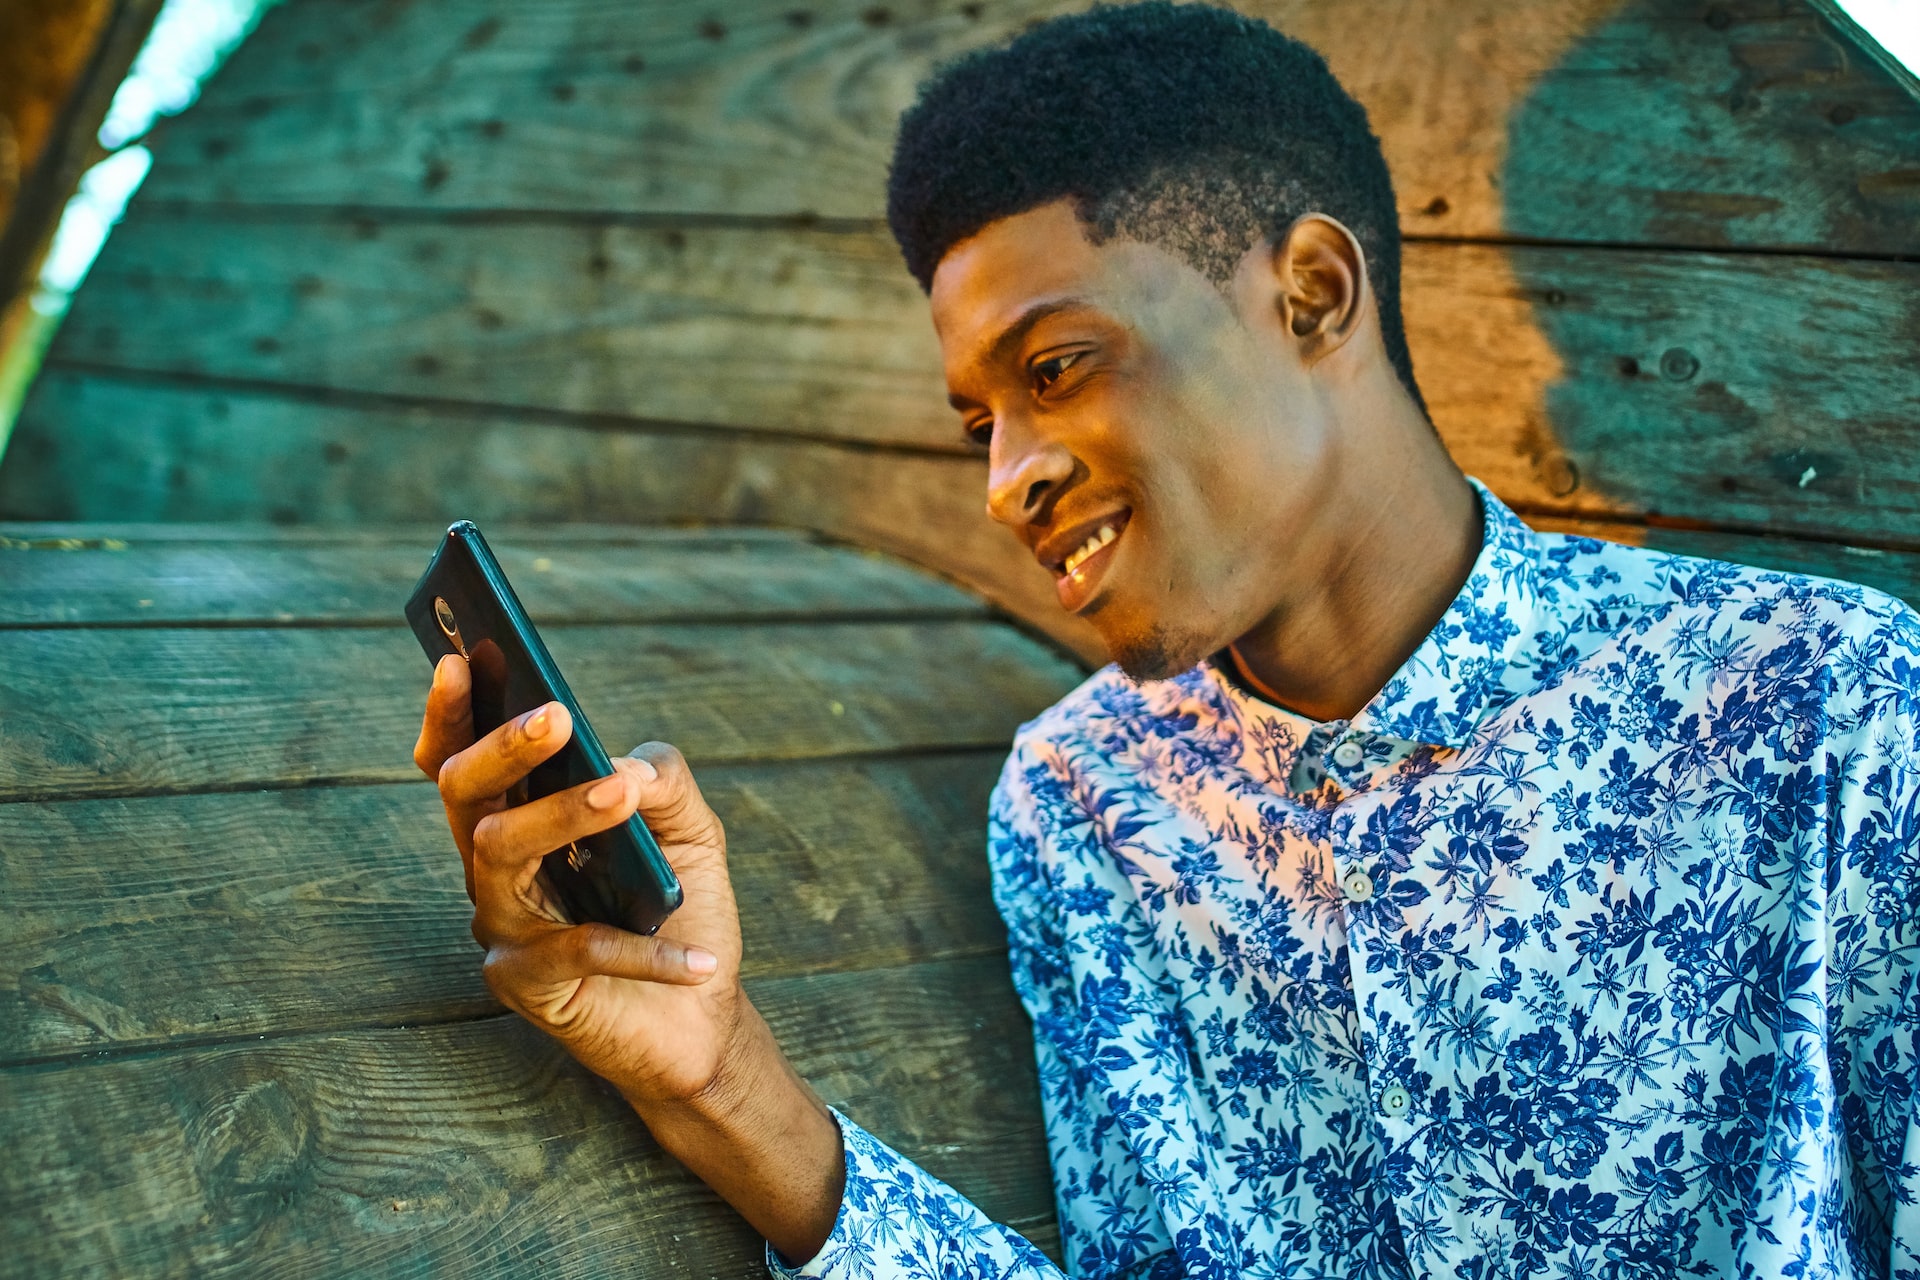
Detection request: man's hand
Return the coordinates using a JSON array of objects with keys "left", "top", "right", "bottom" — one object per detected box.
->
[
  {"left": 411, "top": 653, "right": 845, "bottom": 1263},
  {"left": 411, "top": 651, "right": 745, "bottom": 1103}
]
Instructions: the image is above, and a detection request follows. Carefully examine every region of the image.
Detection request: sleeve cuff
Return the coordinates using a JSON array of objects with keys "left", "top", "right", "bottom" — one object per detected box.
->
[{"left": 764, "top": 1106, "right": 1057, "bottom": 1279}]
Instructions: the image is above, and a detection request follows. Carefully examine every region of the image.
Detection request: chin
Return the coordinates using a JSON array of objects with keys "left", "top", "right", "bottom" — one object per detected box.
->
[{"left": 1105, "top": 620, "right": 1215, "bottom": 684}]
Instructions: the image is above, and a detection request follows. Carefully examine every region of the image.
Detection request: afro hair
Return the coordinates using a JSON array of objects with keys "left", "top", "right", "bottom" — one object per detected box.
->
[{"left": 885, "top": 2, "right": 1423, "bottom": 413}]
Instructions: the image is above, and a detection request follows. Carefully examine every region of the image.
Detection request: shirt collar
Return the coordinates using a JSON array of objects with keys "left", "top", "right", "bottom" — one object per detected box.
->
[{"left": 1201, "top": 475, "right": 1545, "bottom": 762}]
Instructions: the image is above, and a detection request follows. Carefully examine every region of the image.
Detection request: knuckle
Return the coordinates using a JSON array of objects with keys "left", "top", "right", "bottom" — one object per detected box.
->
[
  {"left": 575, "top": 924, "right": 626, "bottom": 971},
  {"left": 470, "top": 812, "right": 504, "bottom": 861}
]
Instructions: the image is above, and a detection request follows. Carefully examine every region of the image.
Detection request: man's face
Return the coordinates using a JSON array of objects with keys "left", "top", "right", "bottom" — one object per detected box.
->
[{"left": 931, "top": 199, "right": 1339, "bottom": 680}]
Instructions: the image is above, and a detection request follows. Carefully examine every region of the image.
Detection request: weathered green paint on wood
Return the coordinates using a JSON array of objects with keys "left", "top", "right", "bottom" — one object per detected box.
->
[
  {"left": 132, "top": 0, "right": 1920, "bottom": 256},
  {"left": 0, "top": 525, "right": 980, "bottom": 625},
  {"left": 24, "top": 214, "right": 1920, "bottom": 543},
  {"left": 0, "top": 755, "right": 1011, "bottom": 1059},
  {"left": 0, "top": 617, "right": 1084, "bottom": 800},
  {"left": 0, "top": 959, "right": 1056, "bottom": 1278}
]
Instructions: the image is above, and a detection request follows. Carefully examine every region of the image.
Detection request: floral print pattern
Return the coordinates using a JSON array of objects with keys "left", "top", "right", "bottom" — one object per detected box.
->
[{"left": 772, "top": 477, "right": 1920, "bottom": 1280}]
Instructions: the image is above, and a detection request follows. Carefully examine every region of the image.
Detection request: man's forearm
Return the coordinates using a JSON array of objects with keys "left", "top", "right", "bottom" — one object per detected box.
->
[{"left": 624, "top": 1002, "right": 845, "bottom": 1266}]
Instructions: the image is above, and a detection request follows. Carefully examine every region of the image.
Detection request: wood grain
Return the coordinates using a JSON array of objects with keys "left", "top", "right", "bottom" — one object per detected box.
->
[
  {"left": 0, "top": 618, "right": 1084, "bottom": 800},
  {"left": 0, "top": 753, "right": 1011, "bottom": 1059},
  {"left": 24, "top": 216, "right": 1920, "bottom": 544},
  {"left": 0, "top": 957, "right": 1057, "bottom": 1278},
  {"left": 1404, "top": 243, "right": 1920, "bottom": 541},
  {"left": 47, "top": 213, "right": 946, "bottom": 448},
  {"left": 0, "top": 526, "right": 980, "bottom": 626},
  {"left": 130, "top": 0, "right": 1920, "bottom": 256}
]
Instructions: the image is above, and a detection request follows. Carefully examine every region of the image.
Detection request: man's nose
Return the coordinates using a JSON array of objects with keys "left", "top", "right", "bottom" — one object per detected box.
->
[{"left": 985, "top": 417, "right": 1074, "bottom": 529}]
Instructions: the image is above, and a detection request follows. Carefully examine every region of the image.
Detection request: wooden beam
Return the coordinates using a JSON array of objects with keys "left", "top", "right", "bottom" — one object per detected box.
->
[
  {"left": 131, "top": 0, "right": 1920, "bottom": 256},
  {"left": 0, "top": 0, "right": 162, "bottom": 314},
  {"left": 0, "top": 617, "right": 1085, "bottom": 800}
]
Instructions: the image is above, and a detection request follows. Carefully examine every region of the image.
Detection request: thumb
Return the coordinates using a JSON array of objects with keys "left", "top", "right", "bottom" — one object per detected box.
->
[{"left": 620, "top": 742, "right": 725, "bottom": 850}]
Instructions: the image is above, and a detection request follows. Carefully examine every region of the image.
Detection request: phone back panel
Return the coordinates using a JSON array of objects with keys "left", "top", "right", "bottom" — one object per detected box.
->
[{"left": 405, "top": 522, "right": 682, "bottom": 935}]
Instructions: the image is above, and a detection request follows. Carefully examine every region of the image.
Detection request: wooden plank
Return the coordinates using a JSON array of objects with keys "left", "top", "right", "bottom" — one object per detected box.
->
[
  {"left": 0, "top": 753, "right": 1011, "bottom": 1059},
  {"left": 0, "top": 369, "right": 1102, "bottom": 660},
  {"left": 1406, "top": 244, "right": 1920, "bottom": 543},
  {"left": 0, "top": 956, "right": 1057, "bottom": 1278},
  {"left": 0, "top": 529, "right": 982, "bottom": 626},
  {"left": 25, "top": 217, "right": 1920, "bottom": 544},
  {"left": 0, "top": 523, "right": 803, "bottom": 545},
  {"left": 1530, "top": 513, "right": 1920, "bottom": 607},
  {"left": 0, "top": 618, "right": 1084, "bottom": 801},
  {"left": 48, "top": 212, "right": 949, "bottom": 448},
  {"left": 130, "top": 0, "right": 1920, "bottom": 257},
  {"left": 15, "top": 222, "right": 1920, "bottom": 533}
]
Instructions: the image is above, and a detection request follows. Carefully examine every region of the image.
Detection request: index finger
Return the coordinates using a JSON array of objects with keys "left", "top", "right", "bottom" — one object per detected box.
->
[{"left": 412, "top": 653, "right": 475, "bottom": 779}]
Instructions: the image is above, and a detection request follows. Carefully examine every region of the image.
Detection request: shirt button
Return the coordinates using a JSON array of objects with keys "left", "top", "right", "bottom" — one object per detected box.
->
[
  {"left": 1342, "top": 869, "right": 1375, "bottom": 903},
  {"left": 1380, "top": 1085, "right": 1411, "bottom": 1117},
  {"left": 1332, "top": 740, "right": 1365, "bottom": 768}
]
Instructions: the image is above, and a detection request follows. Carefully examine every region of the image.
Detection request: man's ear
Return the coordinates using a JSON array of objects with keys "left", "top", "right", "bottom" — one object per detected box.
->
[{"left": 1270, "top": 214, "right": 1369, "bottom": 366}]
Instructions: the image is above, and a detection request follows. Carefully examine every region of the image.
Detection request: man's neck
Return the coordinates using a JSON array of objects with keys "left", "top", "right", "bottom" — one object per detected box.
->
[{"left": 1227, "top": 436, "right": 1482, "bottom": 725}]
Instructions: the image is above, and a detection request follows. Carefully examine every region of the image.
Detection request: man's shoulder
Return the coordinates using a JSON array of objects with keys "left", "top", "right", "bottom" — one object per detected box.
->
[
  {"left": 1531, "top": 529, "right": 1920, "bottom": 735},
  {"left": 1536, "top": 527, "right": 1918, "bottom": 648}
]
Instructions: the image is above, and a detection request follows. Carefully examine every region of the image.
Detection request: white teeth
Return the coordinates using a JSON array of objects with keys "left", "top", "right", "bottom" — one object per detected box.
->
[{"left": 1062, "top": 524, "right": 1119, "bottom": 577}]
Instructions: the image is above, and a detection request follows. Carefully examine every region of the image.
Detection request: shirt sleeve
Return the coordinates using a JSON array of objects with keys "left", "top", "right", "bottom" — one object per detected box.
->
[
  {"left": 765, "top": 736, "right": 1180, "bottom": 1280},
  {"left": 765, "top": 1105, "right": 1063, "bottom": 1279}
]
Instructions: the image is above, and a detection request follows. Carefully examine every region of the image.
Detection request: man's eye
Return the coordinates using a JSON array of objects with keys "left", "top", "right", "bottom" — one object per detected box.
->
[
  {"left": 1031, "top": 351, "right": 1082, "bottom": 392},
  {"left": 964, "top": 418, "right": 993, "bottom": 448}
]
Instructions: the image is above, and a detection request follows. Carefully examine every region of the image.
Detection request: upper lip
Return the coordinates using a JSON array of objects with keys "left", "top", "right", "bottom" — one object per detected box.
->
[{"left": 1034, "top": 509, "right": 1131, "bottom": 575}]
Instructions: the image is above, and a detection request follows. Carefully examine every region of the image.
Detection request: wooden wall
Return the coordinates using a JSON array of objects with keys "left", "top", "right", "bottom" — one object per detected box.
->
[{"left": 2, "top": 0, "right": 1917, "bottom": 656}]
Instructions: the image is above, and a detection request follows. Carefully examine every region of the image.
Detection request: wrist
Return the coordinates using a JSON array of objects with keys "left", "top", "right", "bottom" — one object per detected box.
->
[{"left": 623, "top": 1001, "right": 845, "bottom": 1263}]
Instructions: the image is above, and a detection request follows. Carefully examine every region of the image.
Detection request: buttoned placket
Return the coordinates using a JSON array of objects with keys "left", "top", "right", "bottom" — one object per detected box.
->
[{"left": 1322, "top": 749, "right": 1421, "bottom": 1269}]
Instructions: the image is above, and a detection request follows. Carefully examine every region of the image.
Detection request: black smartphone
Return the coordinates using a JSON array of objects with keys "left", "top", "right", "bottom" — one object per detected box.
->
[{"left": 405, "top": 521, "right": 683, "bottom": 935}]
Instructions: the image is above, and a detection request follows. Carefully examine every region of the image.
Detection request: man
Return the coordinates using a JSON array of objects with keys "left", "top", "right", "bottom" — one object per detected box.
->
[{"left": 413, "top": 5, "right": 1920, "bottom": 1278}]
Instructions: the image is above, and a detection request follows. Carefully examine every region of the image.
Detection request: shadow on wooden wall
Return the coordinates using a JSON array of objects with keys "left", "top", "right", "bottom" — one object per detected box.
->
[{"left": 0, "top": 0, "right": 1914, "bottom": 651}]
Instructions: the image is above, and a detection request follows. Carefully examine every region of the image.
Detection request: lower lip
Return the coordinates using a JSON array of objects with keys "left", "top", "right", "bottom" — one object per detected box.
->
[{"left": 1055, "top": 531, "right": 1123, "bottom": 613}]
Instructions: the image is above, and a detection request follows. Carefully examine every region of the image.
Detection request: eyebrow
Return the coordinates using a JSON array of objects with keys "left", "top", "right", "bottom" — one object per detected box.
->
[{"left": 947, "top": 296, "right": 1093, "bottom": 411}]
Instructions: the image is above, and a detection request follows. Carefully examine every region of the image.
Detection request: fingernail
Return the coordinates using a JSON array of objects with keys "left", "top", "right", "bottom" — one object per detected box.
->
[
  {"left": 631, "top": 756, "right": 658, "bottom": 781},
  {"left": 524, "top": 707, "right": 550, "bottom": 739},
  {"left": 587, "top": 774, "right": 627, "bottom": 809},
  {"left": 685, "top": 948, "right": 717, "bottom": 975},
  {"left": 432, "top": 655, "right": 450, "bottom": 687}
]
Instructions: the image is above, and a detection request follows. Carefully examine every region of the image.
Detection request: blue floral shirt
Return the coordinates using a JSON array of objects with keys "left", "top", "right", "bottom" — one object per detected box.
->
[{"left": 772, "top": 476, "right": 1920, "bottom": 1280}]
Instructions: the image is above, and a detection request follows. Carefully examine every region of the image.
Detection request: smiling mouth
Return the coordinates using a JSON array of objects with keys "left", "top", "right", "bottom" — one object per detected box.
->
[
  {"left": 1063, "top": 524, "right": 1118, "bottom": 576},
  {"left": 1045, "top": 510, "right": 1131, "bottom": 612}
]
